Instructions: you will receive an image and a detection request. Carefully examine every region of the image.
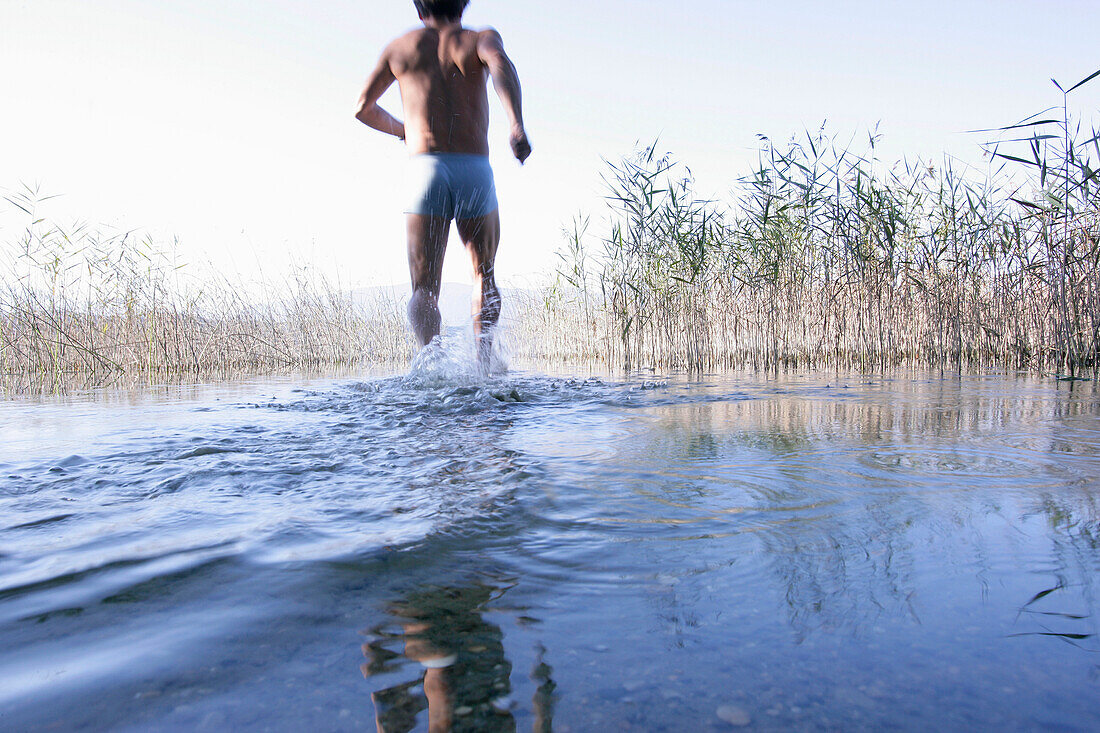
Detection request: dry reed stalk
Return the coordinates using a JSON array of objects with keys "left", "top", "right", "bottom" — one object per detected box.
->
[{"left": 0, "top": 190, "right": 415, "bottom": 377}]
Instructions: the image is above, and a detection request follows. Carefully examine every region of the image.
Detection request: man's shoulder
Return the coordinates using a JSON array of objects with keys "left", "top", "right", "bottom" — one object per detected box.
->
[
  {"left": 474, "top": 26, "right": 502, "bottom": 42},
  {"left": 449, "top": 26, "right": 500, "bottom": 47},
  {"left": 382, "top": 28, "right": 433, "bottom": 70},
  {"left": 472, "top": 26, "right": 505, "bottom": 55},
  {"left": 387, "top": 27, "right": 430, "bottom": 50}
]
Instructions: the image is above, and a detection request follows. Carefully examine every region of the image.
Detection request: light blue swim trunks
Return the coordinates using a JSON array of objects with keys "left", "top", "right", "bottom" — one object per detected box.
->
[{"left": 404, "top": 153, "right": 498, "bottom": 220}]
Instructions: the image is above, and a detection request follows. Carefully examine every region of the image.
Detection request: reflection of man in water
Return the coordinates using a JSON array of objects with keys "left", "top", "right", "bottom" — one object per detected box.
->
[
  {"left": 362, "top": 584, "right": 519, "bottom": 732},
  {"left": 356, "top": 0, "right": 532, "bottom": 370}
]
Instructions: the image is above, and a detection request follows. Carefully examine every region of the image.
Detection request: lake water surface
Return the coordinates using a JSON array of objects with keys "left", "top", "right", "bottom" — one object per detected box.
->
[{"left": 2, "top": 364, "right": 1099, "bottom": 731}]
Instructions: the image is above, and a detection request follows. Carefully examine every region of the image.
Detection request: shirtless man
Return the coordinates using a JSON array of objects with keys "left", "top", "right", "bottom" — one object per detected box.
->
[{"left": 356, "top": 0, "right": 531, "bottom": 370}]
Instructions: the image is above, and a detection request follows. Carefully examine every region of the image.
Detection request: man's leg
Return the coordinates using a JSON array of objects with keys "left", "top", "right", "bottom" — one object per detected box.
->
[
  {"left": 406, "top": 214, "right": 450, "bottom": 346},
  {"left": 455, "top": 211, "right": 501, "bottom": 369}
]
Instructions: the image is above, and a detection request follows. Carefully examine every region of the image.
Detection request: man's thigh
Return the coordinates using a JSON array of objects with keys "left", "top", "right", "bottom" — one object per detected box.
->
[{"left": 455, "top": 211, "right": 500, "bottom": 275}]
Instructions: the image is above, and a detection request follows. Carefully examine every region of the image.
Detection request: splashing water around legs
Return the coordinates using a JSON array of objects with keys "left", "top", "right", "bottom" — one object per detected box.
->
[{"left": 406, "top": 329, "right": 510, "bottom": 385}]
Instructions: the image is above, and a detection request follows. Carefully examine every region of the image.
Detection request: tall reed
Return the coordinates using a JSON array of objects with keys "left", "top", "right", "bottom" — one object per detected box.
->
[
  {"left": 0, "top": 187, "right": 413, "bottom": 377},
  {"left": 548, "top": 71, "right": 1100, "bottom": 377}
]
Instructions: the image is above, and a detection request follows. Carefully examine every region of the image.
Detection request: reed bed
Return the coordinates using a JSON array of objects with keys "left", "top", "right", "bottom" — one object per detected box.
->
[
  {"left": 4, "top": 72, "right": 1097, "bottom": 381},
  {"left": 0, "top": 188, "right": 412, "bottom": 378},
  {"left": 546, "top": 74, "right": 1100, "bottom": 377}
]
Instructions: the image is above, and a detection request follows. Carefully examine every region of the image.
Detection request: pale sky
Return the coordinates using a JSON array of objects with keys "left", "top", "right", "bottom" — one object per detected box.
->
[{"left": 2, "top": 0, "right": 1097, "bottom": 289}]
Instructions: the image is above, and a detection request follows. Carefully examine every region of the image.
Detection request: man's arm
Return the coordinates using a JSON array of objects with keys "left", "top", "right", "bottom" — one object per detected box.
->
[
  {"left": 355, "top": 50, "right": 406, "bottom": 141},
  {"left": 477, "top": 29, "right": 531, "bottom": 163}
]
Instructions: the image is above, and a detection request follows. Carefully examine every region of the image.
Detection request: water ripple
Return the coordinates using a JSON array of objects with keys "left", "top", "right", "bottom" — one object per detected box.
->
[{"left": 3, "top": 370, "right": 1100, "bottom": 731}]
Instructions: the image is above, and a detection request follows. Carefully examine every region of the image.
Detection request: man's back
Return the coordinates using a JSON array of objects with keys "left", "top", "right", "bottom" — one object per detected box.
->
[{"left": 388, "top": 27, "right": 491, "bottom": 156}]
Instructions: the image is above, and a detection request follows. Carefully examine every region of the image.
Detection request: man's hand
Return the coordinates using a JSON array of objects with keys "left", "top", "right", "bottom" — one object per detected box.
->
[{"left": 510, "top": 124, "right": 532, "bottom": 164}]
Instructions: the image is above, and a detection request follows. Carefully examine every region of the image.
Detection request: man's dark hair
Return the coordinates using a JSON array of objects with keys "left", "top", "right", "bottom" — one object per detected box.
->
[{"left": 413, "top": 0, "right": 469, "bottom": 21}]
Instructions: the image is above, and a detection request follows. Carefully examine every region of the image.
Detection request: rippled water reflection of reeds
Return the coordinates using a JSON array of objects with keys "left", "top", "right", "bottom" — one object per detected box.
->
[{"left": 1, "top": 370, "right": 1099, "bottom": 730}]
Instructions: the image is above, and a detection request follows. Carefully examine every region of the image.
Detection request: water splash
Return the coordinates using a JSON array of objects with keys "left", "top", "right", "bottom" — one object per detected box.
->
[{"left": 404, "top": 329, "right": 510, "bottom": 388}]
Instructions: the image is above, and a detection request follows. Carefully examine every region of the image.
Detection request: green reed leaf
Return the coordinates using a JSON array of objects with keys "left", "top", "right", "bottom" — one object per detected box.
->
[{"left": 1066, "top": 67, "right": 1100, "bottom": 93}]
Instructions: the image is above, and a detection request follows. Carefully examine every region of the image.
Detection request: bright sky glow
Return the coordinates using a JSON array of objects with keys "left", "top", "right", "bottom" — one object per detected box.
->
[{"left": 2, "top": 0, "right": 1098, "bottom": 289}]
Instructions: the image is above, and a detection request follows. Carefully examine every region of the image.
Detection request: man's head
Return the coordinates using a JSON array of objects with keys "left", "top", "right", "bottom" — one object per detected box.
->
[{"left": 413, "top": 0, "right": 469, "bottom": 22}]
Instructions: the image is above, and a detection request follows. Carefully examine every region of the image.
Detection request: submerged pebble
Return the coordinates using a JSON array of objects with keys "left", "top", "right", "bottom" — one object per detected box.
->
[{"left": 717, "top": 705, "right": 751, "bottom": 726}]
